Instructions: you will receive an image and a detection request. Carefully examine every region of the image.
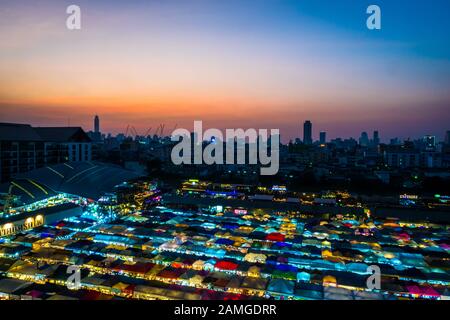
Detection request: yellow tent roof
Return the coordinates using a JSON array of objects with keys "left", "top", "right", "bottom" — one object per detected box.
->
[
  {"left": 323, "top": 275, "right": 337, "bottom": 284},
  {"left": 112, "top": 282, "right": 129, "bottom": 290}
]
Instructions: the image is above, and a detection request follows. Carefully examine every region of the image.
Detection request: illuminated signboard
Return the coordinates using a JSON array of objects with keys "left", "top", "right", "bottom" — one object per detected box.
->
[
  {"left": 399, "top": 194, "right": 418, "bottom": 200},
  {"left": 234, "top": 209, "right": 247, "bottom": 215},
  {"left": 435, "top": 194, "right": 450, "bottom": 203},
  {"left": 272, "top": 185, "right": 287, "bottom": 192},
  {"left": 399, "top": 194, "right": 418, "bottom": 207}
]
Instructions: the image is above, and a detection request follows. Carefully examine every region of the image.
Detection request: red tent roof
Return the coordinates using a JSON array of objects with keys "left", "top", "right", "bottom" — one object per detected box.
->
[
  {"left": 56, "top": 222, "right": 66, "bottom": 228},
  {"left": 215, "top": 261, "right": 239, "bottom": 270},
  {"left": 81, "top": 290, "right": 102, "bottom": 300},
  {"left": 158, "top": 269, "right": 180, "bottom": 279},
  {"left": 112, "top": 262, "right": 155, "bottom": 274},
  {"left": 124, "top": 284, "right": 135, "bottom": 294},
  {"left": 266, "top": 233, "right": 285, "bottom": 242},
  {"left": 223, "top": 293, "right": 246, "bottom": 300}
]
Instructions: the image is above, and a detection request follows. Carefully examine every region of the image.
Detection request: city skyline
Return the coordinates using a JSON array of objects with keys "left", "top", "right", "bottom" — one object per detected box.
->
[
  {"left": 1, "top": 0, "right": 450, "bottom": 141},
  {"left": 2, "top": 114, "right": 449, "bottom": 145},
  {"left": 46, "top": 114, "right": 450, "bottom": 145}
]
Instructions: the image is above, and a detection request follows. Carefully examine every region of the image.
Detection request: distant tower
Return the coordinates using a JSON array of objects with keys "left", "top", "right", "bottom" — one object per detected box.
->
[
  {"left": 303, "top": 121, "right": 312, "bottom": 145},
  {"left": 423, "top": 135, "right": 436, "bottom": 149},
  {"left": 94, "top": 115, "right": 100, "bottom": 133},
  {"left": 319, "top": 131, "right": 326, "bottom": 145},
  {"left": 373, "top": 131, "right": 380, "bottom": 146},
  {"left": 359, "top": 132, "right": 369, "bottom": 147}
]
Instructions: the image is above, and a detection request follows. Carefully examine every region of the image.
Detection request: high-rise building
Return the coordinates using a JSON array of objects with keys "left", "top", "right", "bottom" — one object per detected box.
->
[
  {"left": 90, "top": 115, "right": 102, "bottom": 142},
  {"left": 319, "top": 131, "right": 326, "bottom": 145},
  {"left": 303, "top": 121, "right": 312, "bottom": 145},
  {"left": 373, "top": 131, "right": 380, "bottom": 146},
  {"left": 359, "top": 132, "right": 369, "bottom": 147},
  {"left": 390, "top": 138, "right": 400, "bottom": 145},
  {"left": 445, "top": 131, "right": 450, "bottom": 145},
  {"left": 423, "top": 135, "right": 436, "bottom": 149},
  {"left": 94, "top": 115, "right": 100, "bottom": 133}
]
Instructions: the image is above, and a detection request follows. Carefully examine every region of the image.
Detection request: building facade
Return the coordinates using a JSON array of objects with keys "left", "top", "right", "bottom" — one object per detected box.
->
[
  {"left": 0, "top": 123, "right": 92, "bottom": 182},
  {"left": 33, "top": 127, "right": 92, "bottom": 163},
  {"left": 0, "top": 124, "right": 45, "bottom": 183}
]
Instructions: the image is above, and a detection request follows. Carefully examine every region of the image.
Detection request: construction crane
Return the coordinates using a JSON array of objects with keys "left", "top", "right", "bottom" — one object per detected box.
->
[
  {"left": 154, "top": 124, "right": 161, "bottom": 137},
  {"left": 131, "top": 126, "right": 139, "bottom": 138},
  {"left": 144, "top": 127, "right": 152, "bottom": 137}
]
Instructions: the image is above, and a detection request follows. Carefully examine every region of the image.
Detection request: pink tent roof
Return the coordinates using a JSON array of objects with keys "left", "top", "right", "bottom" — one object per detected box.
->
[
  {"left": 422, "top": 287, "right": 440, "bottom": 297},
  {"left": 398, "top": 233, "right": 410, "bottom": 240},
  {"left": 26, "top": 290, "right": 43, "bottom": 298},
  {"left": 406, "top": 285, "right": 440, "bottom": 297}
]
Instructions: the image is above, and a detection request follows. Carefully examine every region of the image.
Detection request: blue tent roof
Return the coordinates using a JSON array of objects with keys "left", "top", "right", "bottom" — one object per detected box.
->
[
  {"left": 297, "top": 272, "right": 311, "bottom": 282},
  {"left": 275, "top": 242, "right": 292, "bottom": 248},
  {"left": 267, "top": 278, "right": 295, "bottom": 295},
  {"left": 223, "top": 224, "right": 239, "bottom": 230},
  {"left": 276, "top": 264, "right": 298, "bottom": 272},
  {"left": 216, "top": 238, "right": 234, "bottom": 246}
]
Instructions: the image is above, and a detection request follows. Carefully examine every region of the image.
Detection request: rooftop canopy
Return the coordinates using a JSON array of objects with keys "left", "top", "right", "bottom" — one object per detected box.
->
[{"left": 1, "top": 161, "right": 144, "bottom": 202}]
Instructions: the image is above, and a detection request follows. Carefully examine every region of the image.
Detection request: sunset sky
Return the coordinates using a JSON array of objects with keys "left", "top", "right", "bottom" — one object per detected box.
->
[{"left": 1, "top": 0, "right": 449, "bottom": 142}]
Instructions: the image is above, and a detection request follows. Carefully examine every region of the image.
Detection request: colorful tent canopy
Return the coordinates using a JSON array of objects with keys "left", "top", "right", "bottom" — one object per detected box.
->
[
  {"left": 215, "top": 261, "right": 239, "bottom": 271},
  {"left": 267, "top": 278, "right": 295, "bottom": 295},
  {"left": 406, "top": 285, "right": 440, "bottom": 297},
  {"left": 266, "top": 233, "right": 285, "bottom": 242},
  {"left": 297, "top": 272, "right": 311, "bottom": 282},
  {"left": 216, "top": 238, "right": 234, "bottom": 246}
]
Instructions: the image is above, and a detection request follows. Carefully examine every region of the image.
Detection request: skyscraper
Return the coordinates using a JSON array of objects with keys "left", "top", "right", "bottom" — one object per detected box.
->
[
  {"left": 303, "top": 121, "right": 312, "bottom": 145},
  {"left": 373, "top": 131, "right": 380, "bottom": 146},
  {"left": 319, "top": 131, "right": 326, "bottom": 145},
  {"left": 94, "top": 115, "right": 100, "bottom": 133},
  {"left": 359, "top": 132, "right": 369, "bottom": 147},
  {"left": 423, "top": 135, "right": 436, "bottom": 149},
  {"left": 445, "top": 131, "right": 450, "bottom": 145}
]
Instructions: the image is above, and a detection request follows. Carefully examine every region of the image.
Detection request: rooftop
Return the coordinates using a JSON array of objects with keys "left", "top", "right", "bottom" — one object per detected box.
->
[
  {"left": 0, "top": 162, "right": 144, "bottom": 202},
  {"left": 0, "top": 123, "right": 43, "bottom": 141}
]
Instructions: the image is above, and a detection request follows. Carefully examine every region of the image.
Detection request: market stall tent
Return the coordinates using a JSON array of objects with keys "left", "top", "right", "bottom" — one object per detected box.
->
[{"left": 267, "top": 278, "right": 295, "bottom": 296}]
